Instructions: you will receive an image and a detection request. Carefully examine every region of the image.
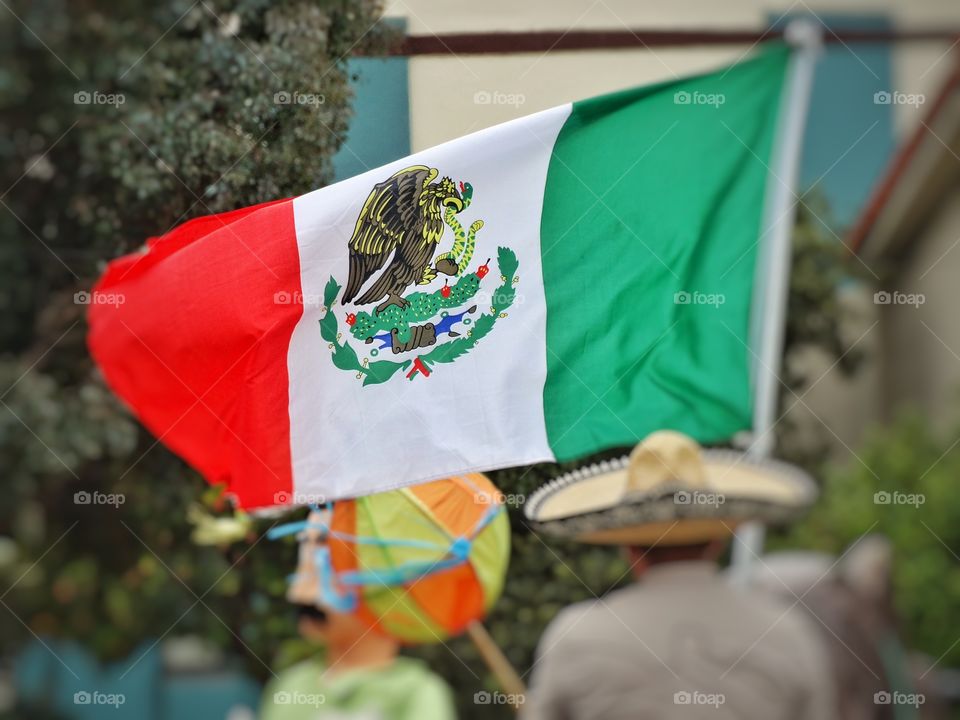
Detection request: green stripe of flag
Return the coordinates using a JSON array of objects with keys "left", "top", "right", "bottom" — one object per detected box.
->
[{"left": 540, "top": 46, "right": 790, "bottom": 460}]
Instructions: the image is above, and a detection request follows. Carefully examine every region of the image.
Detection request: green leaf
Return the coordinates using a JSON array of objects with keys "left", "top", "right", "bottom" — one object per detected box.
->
[
  {"left": 331, "top": 339, "right": 361, "bottom": 371},
  {"left": 323, "top": 276, "right": 341, "bottom": 308},
  {"left": 497, "top": 246, "right": 518, "bottom": 278},
  {"left": 319, "top": 312, "right": 338, "bottom": 343},
  {"left": 363, "top": 359, "right": 410, "bottom": 386}
]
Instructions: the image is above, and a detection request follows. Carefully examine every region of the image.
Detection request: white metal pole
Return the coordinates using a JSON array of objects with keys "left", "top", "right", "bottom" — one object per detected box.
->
[{"left": 730, "top": 20, "right": 823, "bottom": 582}]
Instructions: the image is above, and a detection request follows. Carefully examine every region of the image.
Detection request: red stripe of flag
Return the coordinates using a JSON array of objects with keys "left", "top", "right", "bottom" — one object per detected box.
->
[{"left": 87, "top": 198, "right": 301, "bottom": 508}]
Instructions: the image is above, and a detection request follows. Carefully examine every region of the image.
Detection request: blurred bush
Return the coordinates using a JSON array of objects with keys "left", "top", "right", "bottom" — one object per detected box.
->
[{"left": 783, "top": 412, "right": 960, "bottom": 670}]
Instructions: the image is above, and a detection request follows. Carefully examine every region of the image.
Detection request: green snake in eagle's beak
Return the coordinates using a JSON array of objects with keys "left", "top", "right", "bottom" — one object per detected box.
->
[{"left": 443, "top": 180, "right": 473, "bottom": 212}]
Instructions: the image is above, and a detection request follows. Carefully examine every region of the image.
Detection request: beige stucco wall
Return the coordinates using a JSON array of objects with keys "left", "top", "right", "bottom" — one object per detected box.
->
[
  {"left": 781, "top": 285, "right": 883, "bottom": 458},
  {"left": 387, "top": 0, "right": 958, "bottom": 151},
  {"left": 879, "top": 182, "right": 960, "bottom": 427},
  {"left": 791, "top": 181, "right": 960, "bottom": 456}
]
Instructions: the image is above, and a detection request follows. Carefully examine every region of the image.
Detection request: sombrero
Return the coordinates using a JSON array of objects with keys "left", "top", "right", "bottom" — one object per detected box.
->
[{"left": 524, "top": 431, "right": 817, "bottom": 545}]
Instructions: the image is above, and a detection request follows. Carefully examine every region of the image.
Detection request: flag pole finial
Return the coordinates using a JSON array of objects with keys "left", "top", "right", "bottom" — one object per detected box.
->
[{"left": 784, "top": 18, "right": 824, "bottom": 53}]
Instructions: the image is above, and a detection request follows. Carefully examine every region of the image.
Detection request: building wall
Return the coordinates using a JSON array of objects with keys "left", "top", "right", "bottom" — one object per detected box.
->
[
  {"left": 880, "top": 182, "right": 960, "bottom": 427},
  {"left": 781, "top": 284, "right": 883, "bottom": 459},
  {"left": 390, "top": 0, "right": 957, "bottom": 153}
]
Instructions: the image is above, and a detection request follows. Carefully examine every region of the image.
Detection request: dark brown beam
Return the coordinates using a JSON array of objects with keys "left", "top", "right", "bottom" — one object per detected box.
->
[{"left": 373, "top": 28, "right": 960, "bottom": 56}]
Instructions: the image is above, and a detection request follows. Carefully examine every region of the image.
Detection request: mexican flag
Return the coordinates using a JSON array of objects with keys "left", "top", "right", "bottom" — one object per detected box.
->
[{"left": 89, "top": 46, "right": 790, "bottom": 508}]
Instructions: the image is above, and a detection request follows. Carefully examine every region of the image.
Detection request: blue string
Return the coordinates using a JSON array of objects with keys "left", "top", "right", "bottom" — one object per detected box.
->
[
  {"left": 328, "top": 530, "right": 449, "bottom": 552},
  {"left": 338, "top": 556, "right": 467, "bottom": 587},
  {"left": 268, "top": 502, "right": 505, "bottom": 595},
  {"left": 266, "top": 519, "right": 325, "bottom": 540},
  {"left": 314, "top": 545, "right": 358, "bottom": 612},
  {"left": 268, "top": 518, "right": 451, "bottom": 551}
]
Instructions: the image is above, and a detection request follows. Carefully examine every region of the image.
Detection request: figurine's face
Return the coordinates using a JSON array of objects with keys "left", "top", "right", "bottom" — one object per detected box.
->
[
  {"left": 287, "top": 509, "right": 330, "bottom": 608},
  {"left": 288, "top": 509, "right": 368, "bottom": 645}
]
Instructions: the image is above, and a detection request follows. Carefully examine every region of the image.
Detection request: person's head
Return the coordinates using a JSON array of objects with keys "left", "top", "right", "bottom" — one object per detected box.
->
[{"left": 624, "top": 537, "right": 727, "bottom": 578}]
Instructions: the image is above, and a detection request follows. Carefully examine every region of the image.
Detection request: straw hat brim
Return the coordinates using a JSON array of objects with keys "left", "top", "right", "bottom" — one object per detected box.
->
[{"left": 523, "top": 449, "right": 817, "bottom": 546}]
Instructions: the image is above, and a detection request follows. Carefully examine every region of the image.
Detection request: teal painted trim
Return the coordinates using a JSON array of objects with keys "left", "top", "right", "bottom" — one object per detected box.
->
[
  {"left": 770, "top": 13, "right": 895, "bottom": 228},
  {"left": 332, "top": 53, "right": 411, "bottom": 180}
]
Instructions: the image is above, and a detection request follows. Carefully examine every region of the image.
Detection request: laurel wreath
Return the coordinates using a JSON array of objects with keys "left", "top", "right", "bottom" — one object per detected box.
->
[{"left": 320, "top": 246, "right": 519, "bottom": 386}]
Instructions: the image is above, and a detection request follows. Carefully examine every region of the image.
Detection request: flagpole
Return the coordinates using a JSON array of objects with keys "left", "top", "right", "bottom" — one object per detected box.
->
[{"left": 731, "top": 20, "right": 823, "bottom": 581}]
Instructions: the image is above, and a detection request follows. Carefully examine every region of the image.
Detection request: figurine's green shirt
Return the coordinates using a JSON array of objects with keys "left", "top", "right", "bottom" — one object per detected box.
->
[{"left": 260, "top": 656, "right": 455, "bottom": 720}]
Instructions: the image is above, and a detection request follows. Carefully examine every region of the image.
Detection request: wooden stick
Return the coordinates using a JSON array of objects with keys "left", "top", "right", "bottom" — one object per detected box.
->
[{"left": 466, "top": 621, "right": 527, "bottom": 711}]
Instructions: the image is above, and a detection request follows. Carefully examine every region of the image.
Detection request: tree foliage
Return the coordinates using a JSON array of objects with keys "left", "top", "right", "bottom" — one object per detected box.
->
[{"left": 0, "top": 0, "right": 387, "bottom": 679}]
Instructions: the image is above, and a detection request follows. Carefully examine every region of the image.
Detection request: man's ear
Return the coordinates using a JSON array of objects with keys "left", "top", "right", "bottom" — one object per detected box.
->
[
  {"left": 705, "top": 538, "right": 728, "bottom": 562},
  {"left": 623, "top": 545, "right": 652, "bottom": 578}
]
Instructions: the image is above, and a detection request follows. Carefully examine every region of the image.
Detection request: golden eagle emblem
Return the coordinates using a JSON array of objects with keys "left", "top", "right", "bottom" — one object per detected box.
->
[{"left": 343, "top": 165, "right": 472, "bottom": 314}]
